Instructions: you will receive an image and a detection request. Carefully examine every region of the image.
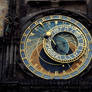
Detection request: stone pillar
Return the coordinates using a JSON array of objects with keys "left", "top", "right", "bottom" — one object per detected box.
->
[{"left": 87, "top": 0, "right": 92, "bottom": 17}]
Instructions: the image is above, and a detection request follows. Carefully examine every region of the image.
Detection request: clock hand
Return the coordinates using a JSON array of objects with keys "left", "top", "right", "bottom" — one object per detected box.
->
[
  {"left": 51, "top": 39, "right": 56, "bottom": 46},
  {"left": 44, "top": 31, "right": 57, "bottom": 46}
]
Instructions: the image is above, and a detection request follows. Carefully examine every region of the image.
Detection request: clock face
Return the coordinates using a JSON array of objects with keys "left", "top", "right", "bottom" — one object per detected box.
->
[{"left": 20, "top": 15, "right": 92, "bottom": 79}]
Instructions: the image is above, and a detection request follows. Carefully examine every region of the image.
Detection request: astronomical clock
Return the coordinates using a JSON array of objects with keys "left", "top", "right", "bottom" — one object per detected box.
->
[
  {"left": 20, "top": 12, "right": 92, "bottom": 80},
  {"left": 1, "top": 0, "right": 92, "bottom": 91}
]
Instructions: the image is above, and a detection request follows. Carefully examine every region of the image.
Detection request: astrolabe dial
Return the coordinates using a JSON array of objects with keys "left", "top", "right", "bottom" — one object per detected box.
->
[
  {"left": 43, "top": 24, "right": 87, "bottom": 63},
  {"left": 20, "top": 15, "right": 92, "bottom": 79}
]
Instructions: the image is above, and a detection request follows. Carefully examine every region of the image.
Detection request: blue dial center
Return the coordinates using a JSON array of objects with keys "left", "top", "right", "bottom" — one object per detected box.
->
[{"left": 52, "top": 34, "right": 69, "bottom": 55}]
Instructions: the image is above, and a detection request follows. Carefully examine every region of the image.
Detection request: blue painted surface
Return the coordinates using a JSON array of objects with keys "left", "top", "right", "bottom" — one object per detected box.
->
[
  {"left": 27, "top": 42, "right": 32, "bottom": 46},
  {"left": 87, "top": 35, "right": 91, "bottom": 41},
  {"left": 61, "top": 27, "right": 65, "bottom": 31},
  {"left": 24, "top": 59, "right": 29, "bottom": 64},
  {"left": 36, "top": 25, "right": 45, "bottom": 34},
  {"left": 88, "top": 51, "right": 92, "bottom": 58},
  {"left": 28, "top": 35, "right": 40, "bottom": 39},
  {"left": 50, "top": 21, "right": 55, "bottom": 28},
  {"left": 76, "top": 50, "right": 81, "bottom": 54},
  {"left": 70, "top": 71, "right": 78, "bottom": 76},
  {"left": 72, "top": 30, "right": 76, "bottom": 33},
  {"left": 77, "top": 23, "right": 83, "bottom": 28},
  {"left": 78, "top": 46, "right": 83, "bottom": 50},
  {"left": 29, "top": 66, "right": 34, "bottom": 71},
  {"left": 37, "top": 19, "right": 42, "bottom": 23},
  {"left": 77, "top": 35, "right": 82, "bottom": 39},
  {"left": 25, "top": 29, "right": 30, "bottom": 34},
  {"left": 62, "top": 75, "right": 70, "bottom": 79},
  {"left": 89, "top": 51, "right": 92, "bottom": 57},
  {"left": 21, "top": 44, "right": 24, "bottom": 49},
  {"left": 68, "top": 28, "right": 72, "bottom": 31},
  {"left": 78, "top": 39, "right": 83, "bottom": 43},
  {"left": 70, "top": 54, "right": 75, "bottom": 58},
  {"left": 31, "top": 23, "right": 36, "bottom": 29},
  {"left": 60, "top": 56, "right": 65, "bottom": 59},
  {"left": 64, "top": 22, "right": 70, "bottom": 25},
  {"left": 45, "top": 16, "right": 50, "bottom": 20},
  {"left": 21, "top": 51, "right": 25, "bottom": 58},
  {"left": 89, "top": 44, "right": 92, "bottom": 50},
  {"left": 84, "top": 58, "right": 89, "bottom": 66},
  {"left": 62, "top": 16, "right": 67, "bottom": 20},
  {"left": 83, "top": 28, "right": 88, "bottom": 34},
  {"left": 57, "top": 21, "right": 63, "bottom": 25},
  {"left": 54, "top": 76, "right": 60, "bottom": 79},
  {"left": 21, "top": 36, "right": 26, "bottom": 41},
  {"left": 70, "top": 18, "right": 76, "bottom": 23},
  {"left": 66, "top": 55, "right": 71, "bottom": 59},
  {"left": 78, "top": 65, "right": 86, "bottom": 72},
  {"left": 32, "top": 29, "right": 43, "bottom": 36},
  {"left": 44, "top": 75, "right": 51, "bottom": 79},
  {"left": 35, "top": 71, "right": 42, "bottom": 76},
  {"left": 43, "top": 22, "right": 50, "bottom": 31}
]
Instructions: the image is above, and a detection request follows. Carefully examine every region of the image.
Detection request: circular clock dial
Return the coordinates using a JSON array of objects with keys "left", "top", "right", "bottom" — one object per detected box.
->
[
  {"left": 20, "top": 15, "right": 92, "bottom": 79},
  {"left": 52, "top": 33, "right": 70, "bottom": 55},
  {"left": 43, "top": 24, "right": 87, "bottom": 63}
]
